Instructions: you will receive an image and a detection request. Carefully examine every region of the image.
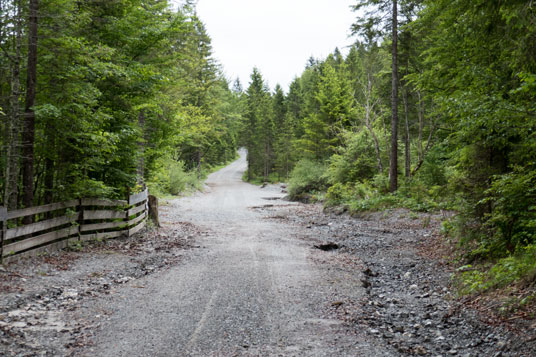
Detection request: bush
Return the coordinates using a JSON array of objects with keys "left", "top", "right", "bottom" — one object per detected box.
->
[
  {"left": 325, "top": 181, "right": 375, "bottom": 207},
  {"left": 457, "top": 244, "right": 536, "bottom": 296},
  {"left": 416, "top": 145, "right": 449, "bottom": 187},
  {"left": 326, "top": 130, "right": 378, "bottom": 185},
  {"left": 168, "top": 161, "right": 199, "bottom": 195},
  {"left": 325, "top": 182, "right": 350, "bottom": 206},
  {"left": 70, "top": 178, "right": 117, "bottom": 199},
  {"left": 147, "top": 159, "right": 200, "bottom": 197},
  {"left": 482, "top": 168, "right": 536, "bottom": 254},
  {"left": 288, "top": 159, "right": 328, "bottom": 199}
]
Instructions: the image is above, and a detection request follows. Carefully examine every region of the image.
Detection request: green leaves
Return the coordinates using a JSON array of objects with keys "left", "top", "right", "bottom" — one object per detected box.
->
[{"left": 0, "top": 0, "right": 240, "bottom": 203}]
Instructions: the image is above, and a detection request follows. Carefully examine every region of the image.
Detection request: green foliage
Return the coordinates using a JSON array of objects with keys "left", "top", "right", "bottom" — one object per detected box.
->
[
  {"left": 147, "top": 159, "right": 199, "bottom": 197},
  {"left": 168, "top": 161, "right": 200, "bottom": 196},
  {"left": 410, "top": 0, "right": 536, "bottom": 263},
  {"left": 287, "top": 159, "right": 328, "bottom": 199},
  {"left": 325, "top": 182, "right": 373, "bottom": 207},
  {"left": 297, "top": 61, "right": 354, "bottom": 160},
  {"left": 457, "top": 245, "right": 536, "bottom": 297},
  {"left": 242, "top": 68, "right": 275, "bottom": 181},
  {"left": 479, "top": 168, "right": 536, "bottom": 255},
  {"left": 0, "top": 1, "right": 240, "bottom": 205},
  {"left": 326, "top": 130, "right": 378, "bottom": 185}
]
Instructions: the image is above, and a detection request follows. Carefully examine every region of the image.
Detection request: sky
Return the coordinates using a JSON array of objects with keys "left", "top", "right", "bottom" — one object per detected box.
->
[{"left": 195, "top": 0, "right": 357, "bottom": 92}]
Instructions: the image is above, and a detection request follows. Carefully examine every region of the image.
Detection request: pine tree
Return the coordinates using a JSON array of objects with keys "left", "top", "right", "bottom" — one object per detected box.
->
[
  {"left": 244, "top": 68, "right": 274, "bottom": 181},
  {"left": 352, "top": 0, "right": 400, "bottom": 191}
]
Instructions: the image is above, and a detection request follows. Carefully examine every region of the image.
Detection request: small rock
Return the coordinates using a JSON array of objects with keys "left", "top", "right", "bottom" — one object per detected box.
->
[
  {"left": 413, "top": 345, "right": 427, "bottom": 355},
  {"left": 394, "top": 326, "right": 404, "bottom": 333},
  {"left": 314, "top": 242, "right": 339, "bottom": 251},
  {"left": 363, "top": 268, "right": 378, "bottom": 277},
  {"left": 8, "top": 310, "right": 25, "bottom": 318},
  {"left": 62, "top": 289, "right": 78, "bottom": 299},
  {"left": 383, "top": 332, "right": 394, "bottom": 339},
  {"left": 361, "top": 279, "right": 371, "bottom": 288}
]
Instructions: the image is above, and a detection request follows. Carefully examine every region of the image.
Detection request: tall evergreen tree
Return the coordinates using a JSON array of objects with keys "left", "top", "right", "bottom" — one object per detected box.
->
[
  {"left": 352, "top": 0, "right": 400, "bottom": 191},
  {"left": 243, "top": 68, "right": 273, "bottom": 181}
]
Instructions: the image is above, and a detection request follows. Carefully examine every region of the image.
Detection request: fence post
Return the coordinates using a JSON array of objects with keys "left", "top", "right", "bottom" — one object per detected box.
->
[
  {"left": 148, "top": 194, "right": 160, "bottom": 227},
  {"left": 126, "top": 187, "right": 132, "bottom": 238},
  {"left": 0, "top": 206, "right": 7, "bottom": 264},
  {"left": 78, "top": 198, "right": 84, "bottom": 242}
]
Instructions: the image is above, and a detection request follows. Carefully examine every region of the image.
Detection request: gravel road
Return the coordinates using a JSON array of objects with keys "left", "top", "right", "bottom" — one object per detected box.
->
[
  {"left": 2, "top": 150, "right": 534, "bottom": 356},
  {"left": 82, "top": 150, "right": 383, "bottom": 356}
]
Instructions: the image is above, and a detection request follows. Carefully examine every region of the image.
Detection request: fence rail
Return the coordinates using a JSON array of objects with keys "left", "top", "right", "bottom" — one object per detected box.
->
[{"left": 0, "top": 189, "right": 148, "bottom": 263}]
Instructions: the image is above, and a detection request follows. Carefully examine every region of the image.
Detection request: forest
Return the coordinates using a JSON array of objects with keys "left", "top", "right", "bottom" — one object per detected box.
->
[
  {"left": 1, "top": 1, "right": 535, "bottom": 307},
  {"left": 0, "top": 0, "right": 241, "bottom": 207}
]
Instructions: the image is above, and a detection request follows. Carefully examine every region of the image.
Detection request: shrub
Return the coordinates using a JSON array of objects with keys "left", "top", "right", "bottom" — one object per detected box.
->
[
  {"left": 326, "top": 130, "right": 378, "bottom": 185},
  {"left": 147, "top": 159, "right": 200, "bottom": 197},
  {"left": 168, "top": 161, "right": 199, "bottom": 195},
  {"left": 457, "top": 244, "right": 536, "bottom": 295},
  {"left": 325, "top": 182, "right": 349, "bottom": 206},
  {"left": 288, "top": 159, "right": 328, "bottom": 199}
]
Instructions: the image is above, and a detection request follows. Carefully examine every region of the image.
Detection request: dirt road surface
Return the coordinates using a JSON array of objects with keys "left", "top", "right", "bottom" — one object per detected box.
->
[
  {"left": 2, "top": 151, "right": 534, "bottom": 356},
  {"left": 82, "top": 150, "right": 383, "bottom": 356}
]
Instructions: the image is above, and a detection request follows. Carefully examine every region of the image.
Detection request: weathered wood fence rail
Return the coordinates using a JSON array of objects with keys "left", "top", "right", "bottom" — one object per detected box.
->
[{"left": 0, "top": 189, "right": 148, "bottom": 263}]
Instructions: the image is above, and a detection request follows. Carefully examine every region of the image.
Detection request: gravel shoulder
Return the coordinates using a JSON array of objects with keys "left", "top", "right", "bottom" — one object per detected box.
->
[{"left": 1, "top": 151, "right": 534, "bottom": 356}]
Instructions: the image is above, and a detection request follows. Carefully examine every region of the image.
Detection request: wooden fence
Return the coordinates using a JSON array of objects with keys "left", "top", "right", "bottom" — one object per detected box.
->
[{"left": 0, "top": 189, "right": 148, "bottom": 263}]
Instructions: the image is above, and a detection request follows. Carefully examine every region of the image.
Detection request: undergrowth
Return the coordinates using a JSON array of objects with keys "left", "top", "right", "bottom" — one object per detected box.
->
[
  {"left": 148, "top": 153, "right": 238, "bottom": 198},
  {"left": 323, "top": 176, "right": 453, "bottom": 214},
  {"left": 453, "top": 244, "right": 536, "bottom": 315}
]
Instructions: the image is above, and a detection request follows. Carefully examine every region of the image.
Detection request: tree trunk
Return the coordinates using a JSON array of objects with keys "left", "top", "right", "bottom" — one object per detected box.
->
[
  {"left": 137, "top": 111, "right": 145, "bottom": 185},
  {"left": 21, "top": 0, "right": 38, "bottom": 217},
  {"left": 364, "top": 75, "right": 383, "bottom": 173},
  {"left": 3, "top": 0, "right": 23, "bottom": 211},
  {"left": 389, "top": 0, "right": 399, "bottom": 192},
  {"left": 403, "top": 86, "right": 411, "bottom": 178},
  {"left": 411, "top": 119, "right": 437, "bottom": 176},
  {"left": 44, "top": 148, "right": 54, "bottom": 204},
  {"left": 417, "top": 90, "right": 424, "bottom": 162}
]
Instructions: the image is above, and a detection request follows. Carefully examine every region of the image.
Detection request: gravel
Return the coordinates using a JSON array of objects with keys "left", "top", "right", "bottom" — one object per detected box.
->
[
  {"left": 271, "top": 204, "right": 536, "bottom": 356},
  {"left": 0, "top": 217, "right": 199, "bottom": 356},
  {"left": 1, "top": 150, "right": 534, "bottom": 356}
]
